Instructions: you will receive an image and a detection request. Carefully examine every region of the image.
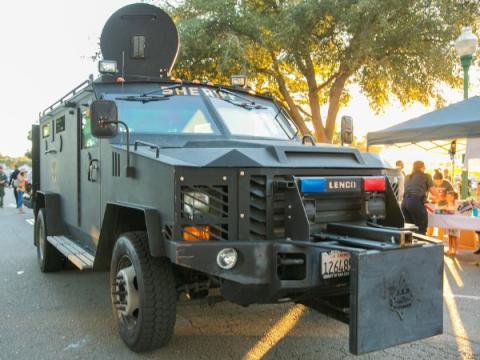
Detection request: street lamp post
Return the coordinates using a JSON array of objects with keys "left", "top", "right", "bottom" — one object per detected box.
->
[{"left": 455, "top": 26, "right": 478, "bottom": 199}]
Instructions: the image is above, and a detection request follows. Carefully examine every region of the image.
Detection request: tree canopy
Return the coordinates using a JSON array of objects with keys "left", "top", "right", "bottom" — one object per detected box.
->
[{"left": 169, "top": 0, "right": 479, "bottom": 142}]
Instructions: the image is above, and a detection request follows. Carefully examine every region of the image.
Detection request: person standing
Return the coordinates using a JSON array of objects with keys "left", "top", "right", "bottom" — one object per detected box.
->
[
  {"left": 15, "top": 169, "right": 27, "bottom": 214},
  {"left": 444, "top": 191, "right": 459, "bottom": 256},
  {"left": 0, "top": 165, "right": 7, "bottom": 208},
  {"left": 401, "top": 161, "right": 437, "bottom": 234},
  {"left": 9, "top": 165, "right": 20, "bottom": 208},
  {"left": 395, "top": 160, "right": 405, "bottom": 202}
]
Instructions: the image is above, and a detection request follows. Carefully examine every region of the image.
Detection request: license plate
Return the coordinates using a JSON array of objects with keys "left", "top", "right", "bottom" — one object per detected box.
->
[{"left": 321, "top": 251, "right": 351, "bottom": 279}]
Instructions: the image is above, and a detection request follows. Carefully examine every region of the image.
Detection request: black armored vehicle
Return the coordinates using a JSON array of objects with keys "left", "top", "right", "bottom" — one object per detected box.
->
[{"left": 31, "top": 3, "right": 443, "bottom": 355}]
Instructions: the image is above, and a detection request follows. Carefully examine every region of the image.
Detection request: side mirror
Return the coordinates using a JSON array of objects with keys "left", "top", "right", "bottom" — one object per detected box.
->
[
  {"left": 341, "top": 115, "right": 354, "bottom": 145},
  {"left": 90, "top": 100, "right": 119, "bottom": 138}
]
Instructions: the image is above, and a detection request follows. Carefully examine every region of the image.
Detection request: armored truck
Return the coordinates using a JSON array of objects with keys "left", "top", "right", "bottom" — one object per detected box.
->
[{"left": 31, "top": 3, "right": 444, "bottom": 355}]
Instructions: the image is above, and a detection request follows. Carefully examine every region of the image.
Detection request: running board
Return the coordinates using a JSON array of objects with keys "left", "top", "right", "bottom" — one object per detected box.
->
[{"left": 46, "top": 236, "right": 94, "bottom": 270}]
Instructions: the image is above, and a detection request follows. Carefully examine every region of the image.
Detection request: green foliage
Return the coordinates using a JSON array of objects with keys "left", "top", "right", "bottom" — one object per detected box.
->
[
  {"left": 169, "top": 0, "right": 479, "bottom": 142},
  {"left": 0, "top": 153, "right": 31, "bottom": 169}
]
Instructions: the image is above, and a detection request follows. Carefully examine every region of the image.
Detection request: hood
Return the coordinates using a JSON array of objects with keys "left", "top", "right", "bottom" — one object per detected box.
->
[{"left": 114, "top": 138, "right": 388, "bottom": 169}]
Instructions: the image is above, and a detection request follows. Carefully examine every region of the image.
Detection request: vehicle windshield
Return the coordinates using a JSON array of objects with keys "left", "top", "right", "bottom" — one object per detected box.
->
[
  {"left": 105, "top": 88, "right": 296, "bottom": 140},
  {"left": 209, "top": 96, "right": 293, "bottom": 139},
  {"left": 106, "top": 94, "right": 220, "bottom": 135}
]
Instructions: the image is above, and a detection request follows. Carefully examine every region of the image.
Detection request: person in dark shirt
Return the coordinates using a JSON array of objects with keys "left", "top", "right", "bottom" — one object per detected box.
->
[
  {"left": 9, "top": 166, "right": 20, "bottom": 208},
  {"left": 401, "top": 161, "right": 437, "bottom": 234}
]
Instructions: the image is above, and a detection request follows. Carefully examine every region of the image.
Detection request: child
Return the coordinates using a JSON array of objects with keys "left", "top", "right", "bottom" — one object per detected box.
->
[
  {"left": 15, "top": 169, "right": 27, "bottom": 214},
  {"left": 445, "top": 191, "right": 459, "bottom": 256}
]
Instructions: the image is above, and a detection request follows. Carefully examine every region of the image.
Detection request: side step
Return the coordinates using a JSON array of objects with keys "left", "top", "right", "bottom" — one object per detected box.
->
[{"left": 47, "top": 235, "right": 94, "bottom": 270}]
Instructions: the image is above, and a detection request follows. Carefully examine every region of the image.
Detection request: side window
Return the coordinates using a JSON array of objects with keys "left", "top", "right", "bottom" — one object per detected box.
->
[
  {"left": 56, "top": 116, "right": 66, "bottom": 133},
  {"left": 42, "top": 123, "right": 50, "bottom": 138},
  {"left": 81, "top": 109, "right": 98, "bottom": 148}
]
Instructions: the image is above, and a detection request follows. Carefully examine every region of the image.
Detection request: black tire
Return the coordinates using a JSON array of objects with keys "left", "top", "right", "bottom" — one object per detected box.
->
[
  {"left": 35, "top": 208, "right": 63, "bottom": 272},
  {"left": 110, "top": 231, "right": 177, "bottom": 352}
]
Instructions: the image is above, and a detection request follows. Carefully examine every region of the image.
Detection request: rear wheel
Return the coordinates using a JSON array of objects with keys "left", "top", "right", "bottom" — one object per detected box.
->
[
  {"left": 110, "top": 231, "right": 177, "bottom": 352},
  {"left": 35, "top": 208, "right": 63, "bottom": 272}
]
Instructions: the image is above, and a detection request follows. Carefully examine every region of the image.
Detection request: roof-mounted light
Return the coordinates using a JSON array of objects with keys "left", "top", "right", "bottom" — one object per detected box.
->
[
  {"left": 98, "top": 60, "right": 118, "bottom": 74},
  {"left": 231, "top": 75, "right": 247, "bottom": 88}
]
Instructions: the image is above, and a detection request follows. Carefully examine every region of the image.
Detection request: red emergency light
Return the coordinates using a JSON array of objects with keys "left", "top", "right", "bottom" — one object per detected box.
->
[{"left": 363, "top": 177, "right": 386, "bottom": 192}]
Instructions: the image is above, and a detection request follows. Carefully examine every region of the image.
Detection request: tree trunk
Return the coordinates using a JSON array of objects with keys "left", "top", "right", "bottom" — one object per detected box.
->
[
  {"left": 274, "top": 73, "right": 311, "bottom": 136},
  {"left": 298, "top": 53, "right": 328, "bottom": 143},
  {"left": 325, "top": 70, "right": 350, "bottom": 141}
]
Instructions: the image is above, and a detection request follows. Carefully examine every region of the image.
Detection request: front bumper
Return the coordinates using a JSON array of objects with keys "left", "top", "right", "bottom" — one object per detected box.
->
[
  {"left": 165, "top": 239, "right": 347, "bottom": 304},
  {"left": 165, "top": 237, "right": 444, "bottom": 355}
]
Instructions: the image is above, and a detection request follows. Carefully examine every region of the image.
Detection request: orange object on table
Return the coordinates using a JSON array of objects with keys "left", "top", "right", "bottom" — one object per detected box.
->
[{"left": 458, "top": 230, "right": 478, "bottom": 250}]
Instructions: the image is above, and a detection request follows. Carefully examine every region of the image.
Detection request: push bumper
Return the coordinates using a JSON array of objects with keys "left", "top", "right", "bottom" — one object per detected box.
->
[{"left": 165, "top": 235, "right": 444, "bottom": 355}]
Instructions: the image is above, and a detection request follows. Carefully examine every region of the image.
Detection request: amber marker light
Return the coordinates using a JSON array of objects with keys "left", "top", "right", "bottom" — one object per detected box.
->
[{"left": 183, "top": 226, "right": 210, "bottom": 241}]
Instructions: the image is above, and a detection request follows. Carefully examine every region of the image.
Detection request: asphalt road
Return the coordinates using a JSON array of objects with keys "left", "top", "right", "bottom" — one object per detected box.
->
[{"left": 0, "top": 190, "right": 479, "bottom": 360}]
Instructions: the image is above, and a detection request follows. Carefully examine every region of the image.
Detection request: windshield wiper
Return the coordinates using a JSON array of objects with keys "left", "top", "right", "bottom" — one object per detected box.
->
[
  {"left": 115, "top": 95, "right": 170, "bottom": 103},
  {"left": 273, "top": 98, "right": 299, "bottom": 140},
  {"left": 115, "top": 84, "right": 184, "bottom": 103},
  {"left": 215, "top": 87, "right": 267, "bottom": 110}
]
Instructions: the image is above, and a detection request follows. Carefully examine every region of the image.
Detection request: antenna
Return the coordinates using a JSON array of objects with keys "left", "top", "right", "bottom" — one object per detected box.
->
[{"left": 121, "top": 51, "right": 125, "bottom": 78}]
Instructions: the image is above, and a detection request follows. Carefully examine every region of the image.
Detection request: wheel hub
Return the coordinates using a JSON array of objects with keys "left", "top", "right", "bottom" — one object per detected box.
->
[{"left": 114, "top": 265, "right": 140, "bottom": 319}]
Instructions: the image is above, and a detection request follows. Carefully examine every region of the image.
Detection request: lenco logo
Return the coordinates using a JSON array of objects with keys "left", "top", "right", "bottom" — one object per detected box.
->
[{"left": 328, "top": 180, "right": 357, "bottom": 190}]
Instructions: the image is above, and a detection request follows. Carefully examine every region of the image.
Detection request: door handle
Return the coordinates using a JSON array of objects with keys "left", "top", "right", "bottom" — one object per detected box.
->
[{"left": 88, "top": 159, "right": 100, "bottom": 182}]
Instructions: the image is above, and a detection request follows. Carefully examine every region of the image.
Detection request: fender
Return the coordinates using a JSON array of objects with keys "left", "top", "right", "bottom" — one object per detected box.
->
[
  {"left": 34, "top": 191, "right": 66, "bottom": 246},
  {"left": 93, "top": 202, "right": 166, "bottom": 270}
]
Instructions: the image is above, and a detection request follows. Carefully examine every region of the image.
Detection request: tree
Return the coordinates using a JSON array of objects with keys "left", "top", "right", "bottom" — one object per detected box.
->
[{"left": 170, "top": 0, "right": 479, "bottom": 143}]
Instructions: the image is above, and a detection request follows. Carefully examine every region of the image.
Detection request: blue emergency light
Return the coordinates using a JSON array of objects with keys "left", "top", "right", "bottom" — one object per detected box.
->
[{"left": 299, "top": 178, "right": 327, "bottom": 193}]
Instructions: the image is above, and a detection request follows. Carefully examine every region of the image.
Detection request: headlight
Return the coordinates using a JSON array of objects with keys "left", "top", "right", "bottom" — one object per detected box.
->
[
  {"left": 216, "top": 248, "right": 238, "bottom": 270},
  {"left": 183, "top": 192, "right": 210, "bottom": 217}
]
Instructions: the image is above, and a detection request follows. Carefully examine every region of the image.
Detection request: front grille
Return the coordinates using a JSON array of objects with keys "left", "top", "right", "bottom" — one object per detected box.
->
[
  {"left": 180, "top": 184, "right": 229, "bottom": 241},
  {"left": 272, "top": 176, "right": 289, "bottom": 239},
  {"left": 249, "top": 176, "right": 267, "bottom": 240},
  {"left": 181, "top": 185, "right": 228, "bottom": 219},
  {"left": 310, "top": 195, "right": 363, "bottom": 225},
  {"left": 251, "top": 174, "right": 364, "bottom": 240}
]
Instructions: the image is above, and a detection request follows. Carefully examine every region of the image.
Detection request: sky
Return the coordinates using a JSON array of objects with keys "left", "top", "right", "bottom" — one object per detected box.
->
[{"left": 0, "top": 0, "right": 478, "bottom": 159}]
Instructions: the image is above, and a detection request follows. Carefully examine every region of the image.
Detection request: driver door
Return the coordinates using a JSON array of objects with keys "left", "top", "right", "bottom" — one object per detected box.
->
[{"left": 79, "top": 107, "right": 102, "bottom": 247}]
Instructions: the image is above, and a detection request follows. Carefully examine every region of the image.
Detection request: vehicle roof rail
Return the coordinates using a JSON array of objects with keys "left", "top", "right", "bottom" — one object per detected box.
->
[{"left": 41, "top": 75, "right": 94, "bottom": 117}]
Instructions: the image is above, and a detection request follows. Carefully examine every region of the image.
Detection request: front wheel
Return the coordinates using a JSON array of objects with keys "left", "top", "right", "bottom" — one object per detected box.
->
[{"left": 110, "top": 231, "right": 177, "bottom": 352}]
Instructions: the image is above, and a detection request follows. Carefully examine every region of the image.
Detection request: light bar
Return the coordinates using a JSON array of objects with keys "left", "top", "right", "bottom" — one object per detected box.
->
[
  {"left": 363, "top": 177, "right": 386, "bottom": 192},
  {"left": 299, "top": 178, "right": 326, "bottom": 193},
  {"left": 98, "top": 60, "right": 118, "bottom": 74}
]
